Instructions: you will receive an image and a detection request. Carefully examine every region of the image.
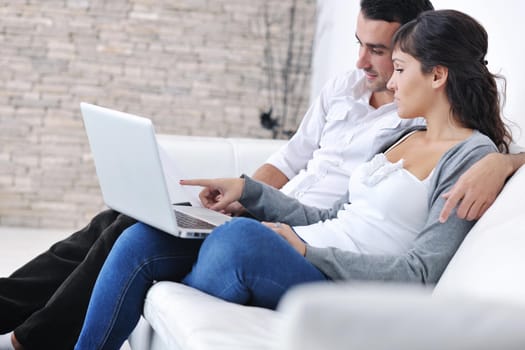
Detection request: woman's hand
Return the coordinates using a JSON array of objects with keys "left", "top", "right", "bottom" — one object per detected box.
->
[
  {"left": 180, "top": 178, "right": 245, "bottom": 211},
  {"left": 262, "top": 222, "right": 306, "bottom": 256}
]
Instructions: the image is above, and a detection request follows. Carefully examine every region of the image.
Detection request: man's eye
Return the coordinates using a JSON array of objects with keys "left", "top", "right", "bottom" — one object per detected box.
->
[
  {"left": 395, "top": 68, "right": 404, "bottom": 73},
  {"left": 371, "top": 49, "right": 384, "bottom": 55}
]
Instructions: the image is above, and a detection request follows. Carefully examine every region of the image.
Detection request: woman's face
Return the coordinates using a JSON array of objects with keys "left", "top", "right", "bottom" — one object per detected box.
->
[{"left": 387, "top": 49, "right": 435, "bottom": 119}]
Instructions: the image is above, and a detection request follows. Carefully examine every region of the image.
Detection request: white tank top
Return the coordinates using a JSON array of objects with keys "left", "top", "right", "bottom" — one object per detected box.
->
[{"left": 294, "top": 152, "right": 433, "bottom": 254}]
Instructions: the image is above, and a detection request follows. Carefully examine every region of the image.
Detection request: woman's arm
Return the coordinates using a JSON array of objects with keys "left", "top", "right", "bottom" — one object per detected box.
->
[
  {"left": 239, "top": 175, "right": 346, "bottom": 226},
  {"left": 303, "top": 136, "right": 498, "bottom": 284},
  {"left": 181, "top": 176, "right": 346, "bottom": 226}
]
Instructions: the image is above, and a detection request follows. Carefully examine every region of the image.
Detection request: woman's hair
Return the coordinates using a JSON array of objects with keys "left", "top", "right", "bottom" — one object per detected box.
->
[{"left": 392, "top": 9, "right": 511, "bottom": 152}]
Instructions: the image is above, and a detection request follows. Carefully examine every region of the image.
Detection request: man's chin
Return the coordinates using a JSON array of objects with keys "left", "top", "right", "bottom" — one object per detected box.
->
[{"left": 365, "top": 80, "right": 388, "bottom": 93}]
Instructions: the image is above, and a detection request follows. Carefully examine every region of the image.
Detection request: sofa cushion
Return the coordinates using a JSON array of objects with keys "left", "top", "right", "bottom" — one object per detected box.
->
[
  {"left": 434, "top": 166, "right": 525, "bottom": 305},
  {"left": 143, "top": 282, "right": 280, "bottom": 350}
]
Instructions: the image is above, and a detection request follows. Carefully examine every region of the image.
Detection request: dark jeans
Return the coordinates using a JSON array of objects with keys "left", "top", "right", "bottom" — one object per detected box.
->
[{"left": 0, "top": 209, "right": 136, "bottom": 350}]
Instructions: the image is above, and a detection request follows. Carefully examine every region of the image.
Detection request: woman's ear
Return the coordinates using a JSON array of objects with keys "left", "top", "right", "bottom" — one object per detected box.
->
[{"left": 432, "top": 65, "right": 448, "bottom": 89}]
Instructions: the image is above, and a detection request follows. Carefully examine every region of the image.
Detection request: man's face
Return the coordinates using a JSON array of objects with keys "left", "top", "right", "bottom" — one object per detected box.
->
[{"left": 355, "top": 11, "right": 401, "bottom": 93}]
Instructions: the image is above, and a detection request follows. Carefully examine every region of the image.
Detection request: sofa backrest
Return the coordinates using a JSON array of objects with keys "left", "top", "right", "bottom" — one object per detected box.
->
[
  {"left": 434, "top": 165, "right": 525, "bottom": 306},
  {"left": 156, "top": 134, "right": 286, "bottom": 203}
]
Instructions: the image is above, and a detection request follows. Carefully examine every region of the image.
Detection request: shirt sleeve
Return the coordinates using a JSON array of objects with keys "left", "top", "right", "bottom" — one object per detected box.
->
[
  {"left": 265, "top": 76, "right": 340, "bottom": 179},
  {"left": 239, "top": 175, "right": 346, "bottom": 225},
  {"left": 304, "top": 135, "right": 498, "bottom": 285}
]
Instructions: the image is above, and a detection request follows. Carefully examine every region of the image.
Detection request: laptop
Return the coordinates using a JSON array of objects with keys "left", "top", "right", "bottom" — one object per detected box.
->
[{"left": 80, "top": 102, "right": 232, "bottom": 239}]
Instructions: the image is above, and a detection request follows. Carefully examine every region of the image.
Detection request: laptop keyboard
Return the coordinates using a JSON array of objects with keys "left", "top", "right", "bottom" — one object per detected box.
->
[{"left": 174, "top": 210, "right": 215, "bottom": 230}]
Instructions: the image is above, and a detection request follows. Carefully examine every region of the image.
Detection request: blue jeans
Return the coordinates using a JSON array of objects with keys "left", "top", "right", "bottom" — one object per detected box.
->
[{"left": 74, "top": 218, "right": 328, "bottom": 350}]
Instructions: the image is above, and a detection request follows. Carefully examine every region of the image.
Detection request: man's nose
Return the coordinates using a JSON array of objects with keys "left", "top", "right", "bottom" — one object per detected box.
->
[
  {"left": 387, "top": 76, "right": 395, "bottom": 91},
  {"left": 356, "top": 48, "right": 370, "bottom": 69}
]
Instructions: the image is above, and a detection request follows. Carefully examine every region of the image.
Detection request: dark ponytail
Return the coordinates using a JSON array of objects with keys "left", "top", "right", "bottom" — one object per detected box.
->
[{"left": 392, "top": 9, "right": 511, "bottom": 152}]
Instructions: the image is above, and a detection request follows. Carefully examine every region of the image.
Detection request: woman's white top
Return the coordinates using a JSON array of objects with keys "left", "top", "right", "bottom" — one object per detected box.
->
[{"left": 294, "top": 133, "right": 433, "bottom": 254}]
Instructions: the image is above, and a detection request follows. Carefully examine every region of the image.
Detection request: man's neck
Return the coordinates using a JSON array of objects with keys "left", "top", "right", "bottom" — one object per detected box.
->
[{"left": 369, "top": 90, "right": 394, "bottom": 109}]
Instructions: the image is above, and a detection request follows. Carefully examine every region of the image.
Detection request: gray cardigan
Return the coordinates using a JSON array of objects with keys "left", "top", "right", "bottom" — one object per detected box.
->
[{"left": 239, "top": 128, "right": 498, "bottom": 285}]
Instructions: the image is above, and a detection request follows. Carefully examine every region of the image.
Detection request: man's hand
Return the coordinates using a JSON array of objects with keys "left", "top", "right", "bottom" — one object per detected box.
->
[
  {"left": 180, "top": 178, "right": 245, "bottom": 212},
  {"left": 439, "top": 153, "right": 513, "bottom": 223},
  {"left": 262, "top": 221, "right": 306, "bottom": 256}
]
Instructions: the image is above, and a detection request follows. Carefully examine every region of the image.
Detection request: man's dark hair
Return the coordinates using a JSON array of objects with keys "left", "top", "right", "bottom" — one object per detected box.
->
[{"left": 360, "top": 0, "right": 434, "bottom": 25}]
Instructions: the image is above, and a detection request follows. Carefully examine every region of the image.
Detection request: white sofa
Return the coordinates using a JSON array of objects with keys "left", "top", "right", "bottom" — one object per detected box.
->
[{"left": 128, "top": 134, "right": 525, "bottom": 350}]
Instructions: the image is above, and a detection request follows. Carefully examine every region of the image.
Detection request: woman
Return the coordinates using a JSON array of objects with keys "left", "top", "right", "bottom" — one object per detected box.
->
[{"left": 75, "top": 10, "right": 510, "bottom": 349}]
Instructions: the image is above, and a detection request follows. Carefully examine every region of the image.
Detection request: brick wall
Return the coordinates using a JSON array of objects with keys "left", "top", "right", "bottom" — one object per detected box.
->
[{"left": 0, "top": 0, "right": 316, "bottom": 229}]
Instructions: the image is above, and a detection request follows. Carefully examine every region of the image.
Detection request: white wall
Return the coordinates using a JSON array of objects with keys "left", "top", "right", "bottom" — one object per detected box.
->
[{"left": 311, "top": 0, "right": 525, "bottom": 144}]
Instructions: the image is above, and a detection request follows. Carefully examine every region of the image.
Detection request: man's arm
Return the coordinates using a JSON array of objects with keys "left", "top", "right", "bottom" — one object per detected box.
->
[
  {"left": 251, "top": 163, "right": 289, "bottom": 189},
  {"left": 439, "top": 152, "right": 525, "bottom": 222}
]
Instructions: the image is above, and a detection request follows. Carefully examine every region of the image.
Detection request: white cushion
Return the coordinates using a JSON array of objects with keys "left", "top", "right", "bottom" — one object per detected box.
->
[
  {"left": 143, "top": 282, "right": 280, "bottom": 350},
  {"left": 156, "top": 135, "right": 286, "bottom": 178},
  {"left": 275, "top": 283, "right": 525, "bottom": 350},
  {"left": 434, "top": 166, "right": 525, "bottom": 305}
]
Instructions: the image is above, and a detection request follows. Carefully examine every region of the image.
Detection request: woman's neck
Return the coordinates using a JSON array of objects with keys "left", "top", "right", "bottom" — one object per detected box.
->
[{"left": 423, "top": 96, "right": 472, "bottom": 142}]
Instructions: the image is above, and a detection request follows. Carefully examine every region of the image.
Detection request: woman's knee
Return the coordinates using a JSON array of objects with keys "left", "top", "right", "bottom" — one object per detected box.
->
[{"left": 199, "top": 218, "right": 272, "bottom": 265}]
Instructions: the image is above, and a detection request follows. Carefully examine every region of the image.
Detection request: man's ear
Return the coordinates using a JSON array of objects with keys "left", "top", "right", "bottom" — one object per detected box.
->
[{"left": 432, "top": 65, "right": 448, "bottom": 89}]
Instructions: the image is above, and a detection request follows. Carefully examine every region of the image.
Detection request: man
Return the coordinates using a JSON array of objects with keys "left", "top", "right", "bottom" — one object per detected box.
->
[{"left": 2, "top": 0, "right": 524, "bottom": 349}]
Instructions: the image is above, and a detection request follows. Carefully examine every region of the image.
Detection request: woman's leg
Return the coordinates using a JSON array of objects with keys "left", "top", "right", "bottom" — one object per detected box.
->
[
  {"left": 74, "top": 222, "right": 203, "bottom": 350},
  {"left": 184, "top": 218, "right": 328, "bottom": 309}
]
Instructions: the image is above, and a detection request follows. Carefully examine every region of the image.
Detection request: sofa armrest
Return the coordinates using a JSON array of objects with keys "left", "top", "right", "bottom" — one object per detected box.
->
[{"left": 275, "top": 282, "right": 525, "bottom": 350}]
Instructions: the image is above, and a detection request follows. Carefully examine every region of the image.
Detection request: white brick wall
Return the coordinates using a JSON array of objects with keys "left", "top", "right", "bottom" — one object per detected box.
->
[{"left": 0, "top": 0, "right": 315, "bottom": 229}]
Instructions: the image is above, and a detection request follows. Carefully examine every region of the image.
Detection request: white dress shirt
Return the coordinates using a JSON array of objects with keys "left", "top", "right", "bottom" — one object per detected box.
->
[{"left": 268, "top": 69, "right": 424, "bottom": 208}]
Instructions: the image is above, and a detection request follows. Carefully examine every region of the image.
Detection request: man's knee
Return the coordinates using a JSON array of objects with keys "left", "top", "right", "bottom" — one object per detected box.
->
[{"left": 115, "top": 223, "right": 151, "bottom": 247}]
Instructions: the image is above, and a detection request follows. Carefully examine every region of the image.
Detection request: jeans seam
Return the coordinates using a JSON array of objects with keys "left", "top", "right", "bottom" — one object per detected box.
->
[{"left": 217, "top": 274, "right": 287, "bottom": 307}]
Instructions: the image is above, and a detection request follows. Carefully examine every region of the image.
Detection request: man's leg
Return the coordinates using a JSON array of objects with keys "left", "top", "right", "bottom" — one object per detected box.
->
[
  {"left": 0, "top": 209, "right": 122, "bottom": 334},
  {"left": 11, "top": 211, "right": 137, "bottom": 350}
]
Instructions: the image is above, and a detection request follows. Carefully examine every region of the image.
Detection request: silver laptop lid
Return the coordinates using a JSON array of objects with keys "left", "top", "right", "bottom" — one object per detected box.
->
[{"left": 80, "top": 102, "right": 179, "bottom": 235}]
